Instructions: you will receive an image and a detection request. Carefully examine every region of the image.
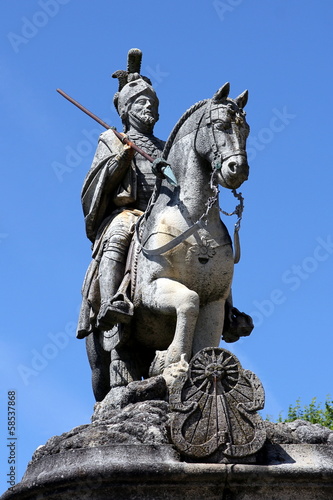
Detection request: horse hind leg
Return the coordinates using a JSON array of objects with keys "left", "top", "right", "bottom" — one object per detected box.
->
[
  {"left": 109, "top": 345, "right": 142, "bottom": 388},
  {"left": 86, "top": 329, "right": 144, "bottom": 401},
  {"left": 144, "top": 277, "right": 200, "bottom": 372},
  {"left": 86, "top": 332, "right": 111, "bottom": 402}
]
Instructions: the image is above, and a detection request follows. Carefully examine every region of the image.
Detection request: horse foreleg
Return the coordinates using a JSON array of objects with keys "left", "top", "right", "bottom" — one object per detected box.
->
[
  {"left": 144, "top": 277, "right": 200, "bottom": 368},
  {"left": 192, "top": 299, "right": 225, "bottom": 354}
]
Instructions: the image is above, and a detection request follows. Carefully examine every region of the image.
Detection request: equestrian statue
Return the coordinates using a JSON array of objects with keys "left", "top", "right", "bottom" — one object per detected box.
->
[{"left": 72, "top": 49, "right": 253, "bottom": 402}]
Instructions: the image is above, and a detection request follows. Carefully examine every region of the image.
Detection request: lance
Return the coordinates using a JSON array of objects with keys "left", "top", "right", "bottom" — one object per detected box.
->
[{"left": 56, "top": 88, "right": 177, "bottom": 186}]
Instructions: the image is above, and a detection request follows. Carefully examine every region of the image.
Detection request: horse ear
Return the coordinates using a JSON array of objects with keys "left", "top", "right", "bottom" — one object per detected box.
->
[
  {"left": 235, "top": 89, "right": 248, "bottom": 109},
  {"left": 212, "top": 82, "right": 230, "bottom": 102}
]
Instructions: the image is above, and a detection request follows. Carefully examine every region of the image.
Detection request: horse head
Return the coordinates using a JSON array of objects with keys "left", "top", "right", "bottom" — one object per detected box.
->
[{"left": 195, "top": 82, "right": 250, "bottom": 189}]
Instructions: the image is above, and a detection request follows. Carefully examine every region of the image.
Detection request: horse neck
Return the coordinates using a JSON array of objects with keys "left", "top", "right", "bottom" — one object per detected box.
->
[{"left": 167, "top": 135, "right": 219, "bottom": 223}]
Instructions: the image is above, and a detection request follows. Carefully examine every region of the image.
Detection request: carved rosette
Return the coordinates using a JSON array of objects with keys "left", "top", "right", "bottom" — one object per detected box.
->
[{"left": 169, "top": 347, "right": 266, "bottom": 459}]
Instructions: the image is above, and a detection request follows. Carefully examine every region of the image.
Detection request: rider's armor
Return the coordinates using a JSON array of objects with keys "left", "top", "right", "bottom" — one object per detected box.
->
[{"left": 101, "top": 132, "right": 164, "bottom": 265}]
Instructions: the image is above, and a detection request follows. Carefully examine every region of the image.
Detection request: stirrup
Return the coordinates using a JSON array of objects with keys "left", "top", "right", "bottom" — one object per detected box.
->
[{"left": 97, "top": 298, "right": 133, "bottom": 329}]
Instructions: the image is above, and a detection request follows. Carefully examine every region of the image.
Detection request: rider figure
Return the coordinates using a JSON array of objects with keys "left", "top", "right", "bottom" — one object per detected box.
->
[{"left": 77, "top": 49, "right": 164, "bottom": 339}]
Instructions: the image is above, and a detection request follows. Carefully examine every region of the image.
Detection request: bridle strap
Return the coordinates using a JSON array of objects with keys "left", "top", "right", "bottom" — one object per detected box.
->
[
  {"left": 204, "top": 102, "right": 247, "bottom": 167},
  {"left": 220, "top": 150, "right": 247, "bottom": 162}
]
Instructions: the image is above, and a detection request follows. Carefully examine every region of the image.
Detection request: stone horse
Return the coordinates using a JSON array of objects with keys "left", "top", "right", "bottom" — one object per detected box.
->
[{"left": 87, "top": 83, "right": 250, "bottom": 401}]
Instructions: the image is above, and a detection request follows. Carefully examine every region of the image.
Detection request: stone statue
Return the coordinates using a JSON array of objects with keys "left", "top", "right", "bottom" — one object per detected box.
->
[{"left": 76, "top": 49, "right": 253, "bottom": 403}]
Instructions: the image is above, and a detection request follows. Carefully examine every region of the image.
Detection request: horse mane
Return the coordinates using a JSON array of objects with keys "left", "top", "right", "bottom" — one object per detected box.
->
[{"left": 162, "top": 99, "right": 208, "bottom": 160}]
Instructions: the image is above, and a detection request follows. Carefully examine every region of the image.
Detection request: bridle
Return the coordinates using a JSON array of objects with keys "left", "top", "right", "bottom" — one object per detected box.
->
[{"left": 204, "top": 100, "right": 248, "bottom": 174}]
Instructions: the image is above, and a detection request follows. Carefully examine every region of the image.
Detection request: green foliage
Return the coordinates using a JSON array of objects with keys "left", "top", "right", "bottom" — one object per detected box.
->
[{"left": 267, "top": 396, "right": 333, "bottom": 430}]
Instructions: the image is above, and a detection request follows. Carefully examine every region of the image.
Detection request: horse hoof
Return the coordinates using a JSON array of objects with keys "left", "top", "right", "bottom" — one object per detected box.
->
[
  {"left": 162, "top": 354, "right": 189, "bottom": 389},
  {"left": 149, "top": 350, "right": 167, "bottom": 377}
]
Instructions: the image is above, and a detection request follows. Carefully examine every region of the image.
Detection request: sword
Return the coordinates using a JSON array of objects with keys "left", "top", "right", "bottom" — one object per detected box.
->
[{"left": 56, "top": 88, "right": 177, "bottom": 187}]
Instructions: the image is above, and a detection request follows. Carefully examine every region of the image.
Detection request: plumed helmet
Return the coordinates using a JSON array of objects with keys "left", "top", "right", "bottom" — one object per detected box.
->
[
  {"left": 116, "top": 77, "right": 159, "bottom": 121},
  {"left": 112, "top": 48, "right": 159, "bottom": 121}
]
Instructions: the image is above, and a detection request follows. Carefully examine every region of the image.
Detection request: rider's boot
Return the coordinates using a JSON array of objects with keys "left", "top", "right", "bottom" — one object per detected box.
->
[{"left": 222, "top": 292, "right": 254, "bottom": 343}]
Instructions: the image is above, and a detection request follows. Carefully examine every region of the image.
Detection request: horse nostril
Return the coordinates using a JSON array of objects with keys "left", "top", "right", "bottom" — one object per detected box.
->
[{"left": 228, "top": 161, "right": 236, "bottom": 173}]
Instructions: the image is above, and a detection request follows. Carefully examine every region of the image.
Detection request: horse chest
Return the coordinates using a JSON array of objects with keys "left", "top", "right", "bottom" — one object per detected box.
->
[
  {"left": 139, "top": 212, "right": 234, "bottom": 299},
  {"left": 140, "top": 238, "right": 233, "bottom": 302},
  {"left": 181, "top": 241, "right": 234, "bottom": 299}
]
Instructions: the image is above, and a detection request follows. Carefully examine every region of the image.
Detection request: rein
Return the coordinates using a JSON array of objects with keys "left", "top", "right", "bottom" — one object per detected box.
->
[{"left": 136, "top": 217, "right": 207, "bottom": 256}]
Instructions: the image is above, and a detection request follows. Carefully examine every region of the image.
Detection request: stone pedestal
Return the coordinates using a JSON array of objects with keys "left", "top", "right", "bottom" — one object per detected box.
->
[
  {"left": 2, "top": 443, "right": 333, "bottom": 500},
  {"left": 2, "top": 372, "right": 333, "bottom": 499}
]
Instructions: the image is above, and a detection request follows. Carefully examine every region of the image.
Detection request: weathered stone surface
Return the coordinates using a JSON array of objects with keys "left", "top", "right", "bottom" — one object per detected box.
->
[
  {"left": 92, "top": 375, "right": 167, "bottom": 416},
  {"left": 2, "top": 444, "right": 333, "bottom": 500},
  {"left": 31, "top": 399, "right": 170, "bottom": 464},
  {"left": 265, "top": 419, "right": 333, "bottom": 444},
  {"left": 29, "top": 411, "right": 333, "bottom": 467},
  {"left": 26, "top": 373, "right": 333, "bottom": 470}
]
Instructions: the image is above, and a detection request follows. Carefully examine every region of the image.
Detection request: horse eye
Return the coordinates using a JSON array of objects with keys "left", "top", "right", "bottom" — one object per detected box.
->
[{"left": 215, "top": 121, "right": 231, "bottom": 131}]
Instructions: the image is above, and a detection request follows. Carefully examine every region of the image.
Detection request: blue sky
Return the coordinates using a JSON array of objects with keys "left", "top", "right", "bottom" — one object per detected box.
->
[{"left": 1, "top": 0, "right": 333, "bottom": 490}]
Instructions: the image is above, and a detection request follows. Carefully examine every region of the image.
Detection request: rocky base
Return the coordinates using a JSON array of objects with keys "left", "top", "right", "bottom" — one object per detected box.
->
[
  {"left": 28, "top": 375, "right": 333, "bottom": 467},
  {"left": 29, "top": 414, "right": 333, "bottom": 467},
  {"left": 31, "top": 376, "right": 170, "bottom": 464},
  {"left": 265, "top": 418, "right": 333, "bottom": 445},
  {"left": 32, "top": 400, "right": 170, "bottom": 463}
]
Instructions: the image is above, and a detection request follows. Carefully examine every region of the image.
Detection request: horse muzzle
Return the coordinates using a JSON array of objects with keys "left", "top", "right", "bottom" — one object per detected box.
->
[{"left": 217, "top": 154, "right": 249, "bottom": 189}]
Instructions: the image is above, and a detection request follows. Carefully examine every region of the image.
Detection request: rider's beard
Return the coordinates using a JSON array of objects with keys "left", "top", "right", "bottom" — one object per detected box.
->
[{"left": 128, "top": 110, "right": 157, "bottom": 133}]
